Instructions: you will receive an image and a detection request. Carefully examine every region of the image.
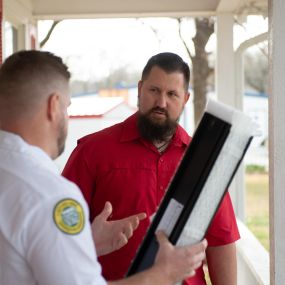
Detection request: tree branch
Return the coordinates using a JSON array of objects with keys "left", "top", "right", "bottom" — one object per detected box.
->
[
  {"left": 137, "top": 19, "right": 162, "bottom": 46},
  {"left": 40, "top": 20, "right": 62, "bottom": 48},
  {"left": 177, "top": 18, "right": 193, "bottom": 60}
]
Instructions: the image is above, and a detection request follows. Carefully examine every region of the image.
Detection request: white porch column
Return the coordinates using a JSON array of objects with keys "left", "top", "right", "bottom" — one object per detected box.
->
[
  {"left": 215, "top": 13, "right": 235, "bottom": 105},
  {"left": 215, "top": 13, "right": 245, "bottom": 221},
  {"left": 3, "top": 0, "right": 35, "bottom": 51},
  {"left": 17, "top": 22, "right": 38, "bottom": 50},
  {"left": 17, "top": 23, "right": 28, "bottom": 50},
  {"left": 269, "top": 0, "right": 285, "bottom": 284}
]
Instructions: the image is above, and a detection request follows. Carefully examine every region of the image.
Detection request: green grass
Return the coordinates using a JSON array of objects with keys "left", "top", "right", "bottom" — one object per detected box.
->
[{"left": 245, "top": 172, "right": 269, "bottom": 250}]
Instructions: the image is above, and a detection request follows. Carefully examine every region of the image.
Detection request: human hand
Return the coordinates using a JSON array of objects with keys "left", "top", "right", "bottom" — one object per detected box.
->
[
  {"left": 154, "top": 231, "right": 207, "bottom": 284},
  {"left": 91, "top": 201, "right": 147, "bottom": 256}
]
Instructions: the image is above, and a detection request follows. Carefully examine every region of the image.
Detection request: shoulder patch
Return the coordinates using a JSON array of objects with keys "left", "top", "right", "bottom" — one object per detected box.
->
[{"left": 53, "top": 199, "right": 85, "bottom": 235}]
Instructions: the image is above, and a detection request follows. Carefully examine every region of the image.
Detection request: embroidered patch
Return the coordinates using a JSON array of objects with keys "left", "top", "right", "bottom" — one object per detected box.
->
[{"left": 53, "top": 199, "right": 85, "bottom": 235}]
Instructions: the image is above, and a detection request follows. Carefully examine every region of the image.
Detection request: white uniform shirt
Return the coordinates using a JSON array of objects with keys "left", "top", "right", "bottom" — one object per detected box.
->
[{"left": 0, "top": 130, "right": 107, "bottom": 285}]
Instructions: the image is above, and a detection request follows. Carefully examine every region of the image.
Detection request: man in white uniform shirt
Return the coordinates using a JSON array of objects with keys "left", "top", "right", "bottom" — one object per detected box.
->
[{"left": 0, "top": 50, "right": 207, "bottom": 285}]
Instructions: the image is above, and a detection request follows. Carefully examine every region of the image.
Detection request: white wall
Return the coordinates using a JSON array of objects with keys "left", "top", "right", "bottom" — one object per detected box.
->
[{"left": 55, "top": 104, "right": 135, "bottom": 171}]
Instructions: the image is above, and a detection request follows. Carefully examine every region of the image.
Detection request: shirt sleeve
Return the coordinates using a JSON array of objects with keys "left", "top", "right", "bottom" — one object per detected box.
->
[
  {"left": 62, "top": 143, "right": 95, "bottom": 212},
  {"left": 23, "top": 191, "right": 107, "bottom": 285},
  {"left": 205, "top": 192, "right": 240, "bottom": 246}
]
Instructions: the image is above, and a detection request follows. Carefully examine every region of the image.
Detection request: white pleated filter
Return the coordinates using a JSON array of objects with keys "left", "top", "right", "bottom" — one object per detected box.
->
[{"left": 176, "top": 99, "right": 258, "bottom": 246}]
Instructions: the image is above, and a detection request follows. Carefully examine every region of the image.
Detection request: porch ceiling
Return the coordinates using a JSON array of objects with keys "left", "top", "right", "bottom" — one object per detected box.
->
[{"left": 30, "top": 0, "right": 267, "bottom": 20}]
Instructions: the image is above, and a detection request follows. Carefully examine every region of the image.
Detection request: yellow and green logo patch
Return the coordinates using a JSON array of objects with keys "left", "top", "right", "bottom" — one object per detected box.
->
[{"left": 53, "top": 199, "right": 85, "bottom": 235}]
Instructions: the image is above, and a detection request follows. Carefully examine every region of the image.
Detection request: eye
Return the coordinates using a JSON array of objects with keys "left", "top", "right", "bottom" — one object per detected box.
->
[
  {"left": 150, "top": 87, "right": 158, "bottom": 93},
  {"left": 168, "top": 91, "right": 177, "bottom": 97}
]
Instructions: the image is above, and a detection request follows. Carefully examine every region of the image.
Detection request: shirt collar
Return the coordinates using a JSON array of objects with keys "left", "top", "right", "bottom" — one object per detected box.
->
[
  {"left": 120, "top": 112, "right": 191, "bottom": 147},
  {"left": 0, "top": 130, "right": 59, "bottom": 174},
  {"left": 120, "top": 112, "right": 141, "bottom": 142},
  {"left": 172, "top": 124, "right": 191, "bottom": 147}
]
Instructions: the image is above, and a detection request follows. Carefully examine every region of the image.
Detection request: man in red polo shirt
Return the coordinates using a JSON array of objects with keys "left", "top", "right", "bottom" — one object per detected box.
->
[{"left": 63, "top": 52, "right": 239, "bottom": 285}]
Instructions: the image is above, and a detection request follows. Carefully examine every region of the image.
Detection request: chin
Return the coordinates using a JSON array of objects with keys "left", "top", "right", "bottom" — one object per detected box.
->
[{"left": 149, "top": 115, "right": 167, "bottom": 124}]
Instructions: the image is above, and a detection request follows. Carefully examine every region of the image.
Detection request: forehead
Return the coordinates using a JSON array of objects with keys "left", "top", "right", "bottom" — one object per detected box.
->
[{"left": 144, "top": 66, "right": 185, "bottom": 89}]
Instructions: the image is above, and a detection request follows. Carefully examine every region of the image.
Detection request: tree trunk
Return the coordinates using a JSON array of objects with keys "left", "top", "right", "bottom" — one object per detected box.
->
[{"left": 192, "top": 18, "right": 214, "bottom": 126}]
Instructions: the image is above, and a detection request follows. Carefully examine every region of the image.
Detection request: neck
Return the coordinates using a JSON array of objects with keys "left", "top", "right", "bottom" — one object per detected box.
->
[{"left": 153, "top": 138, "right": 171, "bottom": 153}]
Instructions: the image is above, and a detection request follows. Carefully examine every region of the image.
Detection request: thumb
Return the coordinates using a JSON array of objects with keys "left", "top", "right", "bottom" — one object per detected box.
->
[
  {"left": 99, "top": 201, "right": 113, "bottom": 221},
  {"left": 155, "top": 230, "right": 169, "bottom": 245}
]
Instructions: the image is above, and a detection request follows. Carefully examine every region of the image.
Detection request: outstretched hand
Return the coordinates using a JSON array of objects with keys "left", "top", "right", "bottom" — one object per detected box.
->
[{"left": 91, "top": 201, "right": 147, "bottom": 256}]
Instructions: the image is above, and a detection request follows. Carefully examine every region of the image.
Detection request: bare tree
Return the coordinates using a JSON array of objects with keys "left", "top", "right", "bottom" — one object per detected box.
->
[
  {"left": 178, "top": 18, "right": 214, "bottom": 126},
  {"left": 40, "top": 20, "right": 61, "bottom": 48},
  {"left": 40, "top": 18, "right": 215, "bottom": 122},
  {"left": 138, "top": 19, "right": 162, "bottom": 46},
  {"left": 140, "top": 17, "right": 214, "bottom": 126}
]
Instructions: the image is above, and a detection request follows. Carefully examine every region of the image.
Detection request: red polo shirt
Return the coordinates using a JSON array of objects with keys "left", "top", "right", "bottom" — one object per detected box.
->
[{"left": 63, "top": 113, "right": 240, "bottom": 285}]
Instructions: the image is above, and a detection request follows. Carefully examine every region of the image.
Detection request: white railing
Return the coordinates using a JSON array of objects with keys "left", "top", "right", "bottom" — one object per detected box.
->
[{"left": 236, "top": 220, "right": 269, "bottom": 285}]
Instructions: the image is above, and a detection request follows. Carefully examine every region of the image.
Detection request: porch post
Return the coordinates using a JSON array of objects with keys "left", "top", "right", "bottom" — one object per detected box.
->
[
  {"left": 269, "top": 0, "right": 285, "bottom": 284},
  {"left": 215, "top": 13, "right": 245, "bottom": 221}
]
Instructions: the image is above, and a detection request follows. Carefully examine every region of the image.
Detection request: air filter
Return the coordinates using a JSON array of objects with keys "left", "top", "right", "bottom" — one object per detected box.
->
[{"left": 127, "top": 99, "right": 257, "bottom": 276}]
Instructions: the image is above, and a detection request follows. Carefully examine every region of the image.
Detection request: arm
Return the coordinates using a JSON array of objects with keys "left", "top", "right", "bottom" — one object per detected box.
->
[
  {"left": 109, "top": 232, "right": 208, "bottom": 285},
  {"left": 25, "top": 194, "right": 107, "bottom": 285},
  {"left": 206, "top": 242, "right": 237, "bottom": 285},
  {"left": 92, "top": 201, "right": 147, "bottom": 256},
  {"left": 26, "top": 188, "right": 206, "bottom": 285}
]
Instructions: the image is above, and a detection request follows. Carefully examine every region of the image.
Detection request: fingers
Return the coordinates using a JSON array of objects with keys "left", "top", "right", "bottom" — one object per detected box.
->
[
  {"left": 154, "top": 232, "right": 207, "bottom": 283},
  {"left": 123, "top": 212, "right": 147, "bottom": 233},
  {"left": 115, "top": 232, "right": 128, "bottom": 250},
  {"left": 189, "top": 239, "right": 208, "bottom": 255},
  {"left": 155, "top": 230, "right": 169, "bottom": 245},
  {"left": 182, "top": 239, "right": 207, "bottom": 274},
  {"left": 137, "top": 212, "right": 147, "bottom": 221},
  {"left": 184, "top": 270, "right": 196, "bottom": 279},
  {"left": 98, "top": 201, "right": 113, "bottom": 221},
  {"left": 116, "top": 212, "right": 147, "bottom": 243},
  {"left": 92, "top": 206, "right": 146, "bottom": 256},
  {"left": 130, "top": 212, "right": 147, "bottom": 224},
  {"left": 179, "top": 240, "right": 207, "bottom": 280},
  {"left": 122, "top": 223, "right": 134, "bottom": 239}
]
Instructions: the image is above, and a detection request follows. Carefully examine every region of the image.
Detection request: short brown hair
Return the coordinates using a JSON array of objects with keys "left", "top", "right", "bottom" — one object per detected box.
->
[
  {"left": 0, "top": 50, "right": 70, "bottom": 119},
  {"left": 141, "top": 52, "right": 190, "bottom": 92}
]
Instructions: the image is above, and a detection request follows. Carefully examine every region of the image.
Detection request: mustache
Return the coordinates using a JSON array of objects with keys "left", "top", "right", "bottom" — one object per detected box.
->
[{"left": 149, "top": 107, "right": 168, "bottom": 116}]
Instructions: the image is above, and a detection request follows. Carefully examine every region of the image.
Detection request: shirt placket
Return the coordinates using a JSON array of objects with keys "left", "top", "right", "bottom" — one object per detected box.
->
[{"left": 156, "top": 153, "right": 167, "bottom": 203}]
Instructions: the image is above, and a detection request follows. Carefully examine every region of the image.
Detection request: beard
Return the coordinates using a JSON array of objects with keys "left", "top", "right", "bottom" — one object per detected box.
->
[
  {"left": 56, "top": 116, "right": 67, "bottom": 158},
  {"left": 137, "top": 107, "right": 178, "bottom": 142}
]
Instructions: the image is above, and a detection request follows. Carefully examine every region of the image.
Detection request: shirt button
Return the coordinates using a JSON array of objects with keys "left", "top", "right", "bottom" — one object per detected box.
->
[
  {"left": 160, "top": 158, "right": 164, "bottom": 162},
  {"left": 160, "top": 186, "right": 163, "bottom": 190}
]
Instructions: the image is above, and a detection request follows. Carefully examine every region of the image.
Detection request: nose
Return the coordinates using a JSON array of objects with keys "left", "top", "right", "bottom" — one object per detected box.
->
[{"left": 156, "top": 93, "right": 167, "bottom": 108}]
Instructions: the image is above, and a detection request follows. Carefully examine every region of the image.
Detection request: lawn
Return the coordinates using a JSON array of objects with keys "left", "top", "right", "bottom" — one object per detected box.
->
[{"left": 245, "top": 172, "right": 269, "bottom": 250}]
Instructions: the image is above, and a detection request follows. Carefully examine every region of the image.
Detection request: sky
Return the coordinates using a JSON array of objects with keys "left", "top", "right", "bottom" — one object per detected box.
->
[
  {"left": 38, "top": 16, "right": 268, "bottom": 83},
  {"left": 39, "top": 18, "right": 188, "bottom": 82}
]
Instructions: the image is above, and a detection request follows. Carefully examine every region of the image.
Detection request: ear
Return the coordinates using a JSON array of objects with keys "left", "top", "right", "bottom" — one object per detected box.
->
[
  {"left": 47, "top": 93, "right": 60, "bottom": 122},
  {"left": 138, "top": 80, "right": 143, "bottom": 99},
  {"left": 184, "top": 92, "right": 190, "bottom": 105}
]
